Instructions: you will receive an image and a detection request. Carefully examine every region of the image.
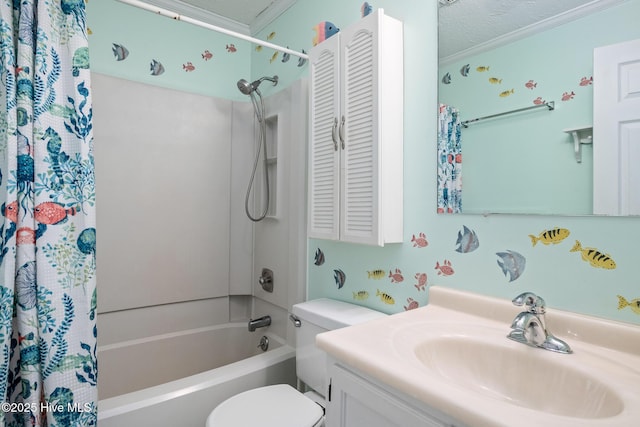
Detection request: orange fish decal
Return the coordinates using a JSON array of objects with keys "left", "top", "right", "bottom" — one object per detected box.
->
[
  {"left": 2, "top": 200, "right": 18, "bottom": 223},
  {"left": 34, "top": 202, "right": 76, "bottom": 225}
]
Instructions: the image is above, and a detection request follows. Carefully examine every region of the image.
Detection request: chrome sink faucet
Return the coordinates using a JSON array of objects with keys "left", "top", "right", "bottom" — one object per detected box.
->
[{"left": 507, "top": 292, "right": 572, "bottom": 354}]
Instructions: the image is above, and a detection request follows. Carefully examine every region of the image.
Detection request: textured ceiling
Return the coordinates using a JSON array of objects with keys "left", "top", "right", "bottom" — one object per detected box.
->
[
  {"left": 437, "top": 0, "right": 620, "bottom": 60},
  {"left": 145, "top": 0, "right": 623, "bottom": 52}
]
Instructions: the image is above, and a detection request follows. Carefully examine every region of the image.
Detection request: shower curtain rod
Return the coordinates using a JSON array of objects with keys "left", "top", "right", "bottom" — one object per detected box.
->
[
  {"left": 461, "top": 101, "right": 555, "bottom": 128},
  {"left": 116, "top": 0, "right": 309, "bottom": 60}
]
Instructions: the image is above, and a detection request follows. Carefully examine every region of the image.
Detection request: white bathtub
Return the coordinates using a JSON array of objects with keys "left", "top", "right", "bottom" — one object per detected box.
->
[{"left": 98, "top": 323, "right": 296, "bottom": 427}]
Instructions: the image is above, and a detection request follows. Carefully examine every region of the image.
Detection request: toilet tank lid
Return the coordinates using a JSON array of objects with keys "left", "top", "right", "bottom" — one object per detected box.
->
[{"left": 292, "top": 298, "right": 387, "bottom": 330}]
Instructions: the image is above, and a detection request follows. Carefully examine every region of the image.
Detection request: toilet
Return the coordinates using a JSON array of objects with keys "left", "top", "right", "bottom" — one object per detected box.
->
[{"left": 205, "top": 298, "right": 386, "bottom": 427}]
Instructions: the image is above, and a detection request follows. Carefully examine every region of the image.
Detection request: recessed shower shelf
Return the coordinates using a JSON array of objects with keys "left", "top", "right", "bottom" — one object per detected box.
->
[{"left": 563, "top": 126, "right": 593, "bottom": 163}]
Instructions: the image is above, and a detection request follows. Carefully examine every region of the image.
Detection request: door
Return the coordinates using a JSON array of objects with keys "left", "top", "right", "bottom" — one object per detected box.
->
[{"left": 593, "top": 38, "right": 640, "bottom": 215}]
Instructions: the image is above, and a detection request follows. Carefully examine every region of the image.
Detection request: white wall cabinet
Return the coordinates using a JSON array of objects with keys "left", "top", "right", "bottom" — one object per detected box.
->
[
  {"left": 308, "top": 9, "right": 403, "bottom": 246},
  {"left": 326, "top": 362, "right": 466, "bottom": 427}
]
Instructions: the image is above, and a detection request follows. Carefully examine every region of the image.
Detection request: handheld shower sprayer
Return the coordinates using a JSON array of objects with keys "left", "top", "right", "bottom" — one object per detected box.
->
[
  {"left": 236, "top": 75, "right": 279, "bottom": 222},
  {"left": 237, "top": 75, "right": 278, "bottom": 96}
]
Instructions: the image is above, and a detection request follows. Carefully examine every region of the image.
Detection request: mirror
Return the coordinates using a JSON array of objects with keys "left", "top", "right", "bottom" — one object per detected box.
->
[{"left": 437, "top": 0, "right": 639, "bottom": 216}]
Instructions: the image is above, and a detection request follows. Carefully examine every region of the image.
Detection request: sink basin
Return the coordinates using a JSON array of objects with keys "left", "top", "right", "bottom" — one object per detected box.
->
[{"left": 414, "top": 336, "right": 624, "bottom": 419}]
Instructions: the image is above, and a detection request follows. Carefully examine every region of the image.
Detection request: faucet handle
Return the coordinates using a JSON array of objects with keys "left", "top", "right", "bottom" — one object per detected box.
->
[{"left": 512, "top": 292, "right": 546, "bottom": 314}]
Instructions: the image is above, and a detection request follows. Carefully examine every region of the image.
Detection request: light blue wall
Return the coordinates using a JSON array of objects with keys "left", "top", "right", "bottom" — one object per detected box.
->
[
  {"left": 438, "top": 1, "right": 640, "bottom": 215},
  {"left": 87, "top": 0, "right": 251, "bottom": 100},
  {"left": 88, "top": 0, "right": 640, "bottom": 325},
  {"left": 256, "top": 0, "right": 640, "bottom": 325}
]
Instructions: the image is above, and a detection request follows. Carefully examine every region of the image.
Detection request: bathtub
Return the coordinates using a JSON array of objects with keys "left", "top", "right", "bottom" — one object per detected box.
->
[{"left": 98, "top": 323, "right": 296, "bottom": 427}]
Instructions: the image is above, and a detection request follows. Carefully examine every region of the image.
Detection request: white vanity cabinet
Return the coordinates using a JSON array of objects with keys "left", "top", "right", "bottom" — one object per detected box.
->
[
  {"left": 308, "top": 9, "right": 403, "bottom": 246},
  {"left": 326, "top": 361, "right": 465, "bottom": 427}
]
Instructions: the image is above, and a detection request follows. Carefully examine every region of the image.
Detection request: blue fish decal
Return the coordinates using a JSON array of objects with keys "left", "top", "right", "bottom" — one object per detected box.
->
[
  {"left": 455, "top": 225, "right": 479, "bottom": 253},
  {"left": 333, "top": 269, "right": 346, "bottom": 289},
  {"left": 281, "top": 50, "right": 290, "bottom": 63},
  {"left": 361, "top": 2, "right": 373, "bottom": 17},
  {"left": 460, "top": 64, "right": 470, "bottom": 77},
  {"left": 496, "top": 250, "right": 526, "bottom": 282},
  {"left": 313, "top": 21, "right": 340, "bottom": 46},
  {"left": 112, "top": 43, "right": 129, "bottom": 61},
  {"left": 298, "top": 49, "right": 307, "bottom": 67},
  {"left": 314, "top": 248, "right": 325, "bottom": 266},
  {"left": 442, "top": 72, "right": 452, "bottom": 84},
  {"left": 150, "top": 59, "right": 165, "bottom": 76}
]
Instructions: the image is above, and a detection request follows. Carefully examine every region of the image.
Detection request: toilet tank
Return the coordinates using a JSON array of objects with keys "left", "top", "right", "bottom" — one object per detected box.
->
[{"left": 291, "top": 298, "right": 386, "bottom": 396}]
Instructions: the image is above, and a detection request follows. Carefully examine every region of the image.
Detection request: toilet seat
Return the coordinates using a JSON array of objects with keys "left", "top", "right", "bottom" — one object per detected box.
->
[{"left": 206, "top": 384, "right": 324, "bottom": 427}]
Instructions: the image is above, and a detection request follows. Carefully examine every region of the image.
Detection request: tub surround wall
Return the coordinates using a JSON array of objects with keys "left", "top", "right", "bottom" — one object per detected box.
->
[
  {"left": 93, "top": 73, "right": 255, "bottom": 346},
  {"left": 93, "top": 73, "right": 233, "bottom": 313}
]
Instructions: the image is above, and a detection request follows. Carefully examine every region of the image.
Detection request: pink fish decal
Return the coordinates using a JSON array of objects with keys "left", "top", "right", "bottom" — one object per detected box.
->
[
  {"left": 435, "top": 260, "right": 454, "bottom": 276},
  {"left": 525, "top": 80, "right": 537, "bottom": 90},
  {"left": 404, "top": 298, "right": 419, "bottom": 311},
  {"left": 414, "top": 273, "right": 427, "bottom": 291},
  {"left": 561, "top": 91, "right": 575, "bottom": 101},
  {"left": 533, "top": 97, "right": 545, "bottom": 105},
  {"left": 226, "top": 44, "right": 237, "bottom": 53},
  {"left": 182, "top": 62, "right": 195, "bottom": 72},
  {"left": 2, "top": 200, "right": 18, "bottom": 223},
  {"left": 579, "top": 76, "right": 593, "bottom": 86},
  {"left": 201, "top": 50, "right": 213, "bottom": 61},
  {"left": 34, "top": 202, "right": 76, "bottom": 225},
  {"left": 411, "top": 232, "right": 428, "bottom": 248},
  {"left": 389, "top": 268, "right": 404, "bottom": 283}
]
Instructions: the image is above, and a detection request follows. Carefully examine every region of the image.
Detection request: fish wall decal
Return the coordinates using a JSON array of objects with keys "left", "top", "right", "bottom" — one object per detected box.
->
[
  {"left": 529, "top": 228, "right": 570, "bottom": 246},
  {"left": 570, "top": 240, "right": 616, "bottom": 269},
  {"left": 496, "top": 250, "right": 526, "bottom": 282},
  {"left": 455, "top": 225, "right": 479, "bottom": 253},
  {"left": 333, "top": 269, "right": 346, "bottom": 288}
]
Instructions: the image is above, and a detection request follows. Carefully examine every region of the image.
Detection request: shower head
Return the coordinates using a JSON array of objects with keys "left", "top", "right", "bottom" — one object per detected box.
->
[{"left": 236, "top": 75, "right": 279, "bottom": 95}]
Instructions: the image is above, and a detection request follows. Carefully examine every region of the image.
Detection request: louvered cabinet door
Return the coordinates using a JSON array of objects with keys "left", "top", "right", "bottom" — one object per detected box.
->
[
  {"left": 308, "top": 35, "right": 341, "bottom": 240},
  {"left": 339, "top": 15, "right": 380, "bottom": 245}
]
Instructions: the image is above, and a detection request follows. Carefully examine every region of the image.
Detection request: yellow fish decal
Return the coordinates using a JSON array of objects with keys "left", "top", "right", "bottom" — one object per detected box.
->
[
  {"left": 617, "top": 295, "right": 640, "bottom": 315},
  {"left": 267, "top": 32, "right": 276, "bottom": 40},
  {"left": 270, "top": 51, "right": 279, "bottom": 63},
  {"left": 353, "top": 291, "right": 369, "bottom": 301},
  {"left": 570, "top": 240, "right": 616, "bottom": 269},
  {"left": 529, "top": 228, "right": 570, "bottom": 246},
  {"left": 499, "top": 89, "right": 515, "bottom": 98},
  {"left": 376, "top": 289, "right": 395, "bottom": 305},
  {"left": 476, "top": 66, "right": 490, "bottom": 72},
  {"left": 367, "top": 269, "right": 386, "bottom": 279},
  {"left": 255, "top": 45, "right": 263, "bottom": 52},
  {"left": 488, "top": 77, "right": 502, "bottom": 84}
]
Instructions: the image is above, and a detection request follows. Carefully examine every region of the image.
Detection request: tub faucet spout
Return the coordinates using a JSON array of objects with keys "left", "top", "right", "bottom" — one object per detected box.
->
[{"left": 248, "top": 315, "right": 271, "bottom": 332}]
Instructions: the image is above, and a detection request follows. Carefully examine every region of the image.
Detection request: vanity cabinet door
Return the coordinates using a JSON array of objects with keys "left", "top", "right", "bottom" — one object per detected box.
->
[{"left": 326, "top": 364, "right": 460, "bottom": 427}]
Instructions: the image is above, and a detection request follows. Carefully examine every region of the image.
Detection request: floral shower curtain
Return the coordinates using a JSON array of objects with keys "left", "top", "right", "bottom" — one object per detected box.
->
[
  {"left": 0, "top": 1, "right": 97, "bottom": 426},
  {"left": 437, "top": 104, "right": 462, "bottom": 214}
]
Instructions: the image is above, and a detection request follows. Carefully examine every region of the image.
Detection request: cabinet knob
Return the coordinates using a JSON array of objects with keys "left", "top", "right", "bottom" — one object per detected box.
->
[{"left": 339, "top": 115, "right": 346, "bottom": 149}]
